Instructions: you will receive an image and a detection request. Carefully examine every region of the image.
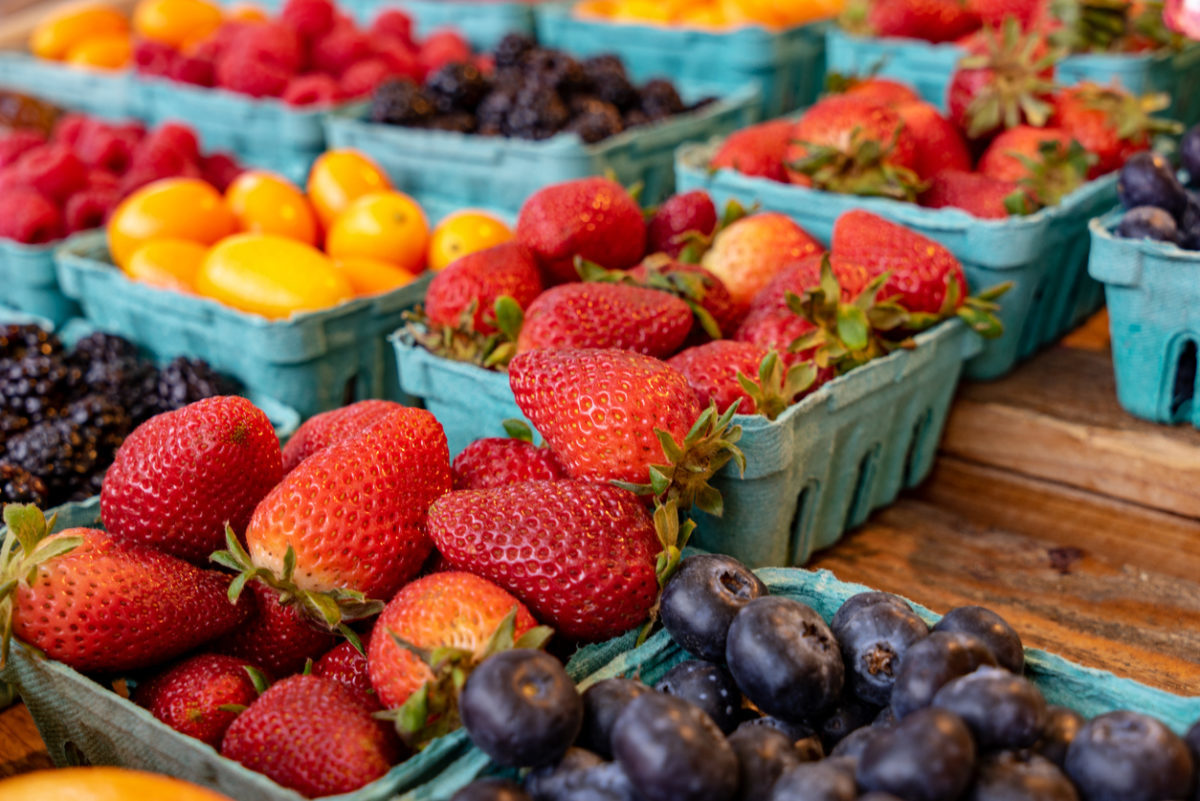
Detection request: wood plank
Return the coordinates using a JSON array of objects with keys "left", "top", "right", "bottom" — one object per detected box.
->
[{"left": 0, "top": 703, "right": 52, "bottom": 779}]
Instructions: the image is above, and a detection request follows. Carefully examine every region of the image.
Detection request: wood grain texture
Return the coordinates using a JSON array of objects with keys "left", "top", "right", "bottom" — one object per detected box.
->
[{"left": 0, "top": 704, "right": 52, "bottom": 778}]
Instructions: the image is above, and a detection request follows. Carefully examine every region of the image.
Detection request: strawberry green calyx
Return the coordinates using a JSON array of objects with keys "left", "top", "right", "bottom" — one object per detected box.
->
[
  {"left": 789, "top": 127, "right": 927, "bottom": 202},
  {"left": 736, "top": 352, "right": 819, "bottom": 422},
  {"left": 378, "top": 607, "right": 553, "bottom": 749},
  {"left": 211, "top": 527, "right": 383, "bottom": 644},
  {"left": 1132, "top": 0, "right": 1186, "bottom": 49},
  {"left": 403, "top": 295, "right": 524, "bottom": 371},
  {"left": 1012, "top": 138, "right": 1094, "bottom": 206},
  {"left": 502, "top": 418, "right": 536, "bottom": 443},
  {"left": 0, "top": 504, "right": 82, "bottom": 667},
  {"left": 1075, "top": 84, "right": 1181, "bottom": 142},
  {"left": 959, "top": 19, "right": 1060, "bottom": 139}
]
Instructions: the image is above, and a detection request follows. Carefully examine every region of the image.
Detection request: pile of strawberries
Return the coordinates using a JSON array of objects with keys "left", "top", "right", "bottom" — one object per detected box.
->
[
  {"left": 0, "top": 114, "right": 239, "bottom": 244},
  {"left": 711, "top": 19, "right": 1178, "bottom": 219},
  {"left": 133, "top": 0, "right": 475, "bottom": 106}
]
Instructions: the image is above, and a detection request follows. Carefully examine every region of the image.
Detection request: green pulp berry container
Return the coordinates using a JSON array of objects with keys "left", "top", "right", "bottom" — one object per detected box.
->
[
  {"left": 53, "top": 231, "right": 432, "bottom": 419},
  {"left": 0, "top": 53, "right": 134, "bottom": 119},
  {"left": 675, "top": 140, "right": 1118, "bottom": 380},
  {"left": 0, "top": 239, "right": 79, "bottom": 326},
  {"left": 393, "top": 319, "right": 980, "bottom": 567}
]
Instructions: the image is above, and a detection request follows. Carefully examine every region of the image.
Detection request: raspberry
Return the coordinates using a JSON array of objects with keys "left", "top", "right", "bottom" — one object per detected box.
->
[
  {"left": 64, "top": 187, "right": 121, "bottom": 233},
  {"left": 52, "top": 114, "right": 91, "bottom": 148},
  {"left": 0, "top": 130, "right": 46, "bottom": 169},
  {"left": 310, "top": 26, "right": 373, "bottom": 76},
  {"left": 168, "top": 53, "right": 216, "bottom": 86},
  {"left": 418, "top": 29, "right": 472, "bottom": 78},
  {"left": 134, "top": 38, "right": 179, "bottom": 77},
  {"left": 74, "top": 122, "right": 133, "bottom": 173},
  {"left": 119, "top": 160, "right": 201, "bottom": 195},
  {"left": 0, "top": 189, "right": 63, "bottom": 244},
  {"left": 85, "top": 170, "right": 120, "bottom": 192},
  {"left": 338, "top": 58, "right": 391, "bottom": 99},
  {"left": 205, "top": 21, "right": 253, "bottom": 57},
  {"left": 12, "top": 144, "right": 87, "bottom": 202},
  {"left": 199, "top": 152, "right": 242, "bottom": 192},
  {"left": 281, "top": 0, "right": 336, "bottom": 40},
  {"left": 235, "top": 22, "right": 305, "bottom": 73},
  {"left": 140, "top": 123, "right": 201, "bottom": 166},
  {"left": 216, "top": 50, "right": 291, "bottom": 97},
  {"left": 371, "top": 10, "right": 414, "bottom": 44},
  {"left": 372, "top": 36, "right": 421, "bottom": 81},
  {"left": 282, "top": 73, "right": 341, "bottom": 106}
]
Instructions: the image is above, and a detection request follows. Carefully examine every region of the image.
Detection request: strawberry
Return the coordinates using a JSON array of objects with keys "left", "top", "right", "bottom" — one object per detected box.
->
[
  {"left": 367, "top": 571, "right": 540, "bottom": 709},
  {"left": 832, "top": 210, "right": 967, "bottom": 315},
  {"left": 831, "top": 76, "right": 923, "bottom": 106},
  {"left": 280, "top": 399, "right": 401, "bottom": 473},
  {"left": 1051, "top": 83, "right": 1178, "bottom": 177},
  {"left": 452, "top": 421, "right": 566, "bottom": 490},
  {"left": 968, "top": 0, "right": 1045, "bottom": 28},
  {"left": 894, "top": 100, "right": 973, "bottom": 180},
  {"left": 646, "top": 190, "right": 718, "bottom": 258},
  {"left": 920, "top": 168, "right": 1031, "bottom": 217},
  {"left": 628, "top": 258, "right": 742, "bottom": 343},
  {"left": 217, "top": 407, "right": 452, "bottom": 627},
  {"left": 668, "top": 341, "right": 817, "bottom": 420},
  {"left": 853, "top": 0, "right": 981, "bottom": 41},
  {"left": 516, "top": 177, "right": 647, "bottom": 285},
  {"left": 1, "top": 506, "right": 248, "bottom": 673},
  {"left": 214, "top": 579, "right": 338, "bottom": 677},
  {"left": 313, "top": 629, "right": 380, "bottom": 710},
  {"left": 101, "top": 396, "right": 283, "bottom": 564},
  {"left": 427, "top": 482, "right": 658, "bottom": 641},
  {"left": 425, "top": 242, "right": 544, "bottom": 335},
  {"left": 701, "top": 212, "right": 824, "bottom": 310},
  {"left": 946, "top": 19, "right": 1058, "bottom": 141},
  {"left": 709, "top": 119, "right": 795, "bottom": 182},
  {"left": 785, "top": 96, "right": 923, "bottom": 201},
  {"left": 516, "top": 282, "right": 693, "bottom": 357},
  {"left": 133, "top": 654, "right": 268, "bottom": 747},
  {"left": 221, "top": 674, "right": 403, "bottom": 797},
  {"left": 977, "top": 125, "right": 1090, "bottom": 205}
]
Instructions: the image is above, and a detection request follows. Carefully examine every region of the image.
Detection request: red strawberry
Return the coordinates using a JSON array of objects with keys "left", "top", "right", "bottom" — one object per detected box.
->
[
  {"left": 709, "top": 119, "right": 795, "bottom": 182},
  {"left": 646, "top": 190, "right": 718, "bottom": 258},
  {"left": 221, "top": 674, "right": 403, "bottom": 797},
  {"left": 967, "top": 0, "right": 1044, "bottom": 28},
  {"left": 134, "top": 653, "right": 267, "bottom": 747},
  {"left": 509, "top": 348, "right": 700, "bottom": 486},
  {"left": 863, "top": 0, "right": 981, "bottom": 41},
  {"left": 452, "top": 434, "right": 566, "bottom": 490},
  {"left": 425, "top": 241, "right": 544, "bottom": 335},
  {"left": 367, "top": 571, "right": 540, "bottom": 708},
  {"left": 1051, "top": 83, "right": 1176, "bottom": 177},
  {"left": 894, "top": 101, "right": 973, "bottom": 180},
  {"left": 734, "top": 254, "right": 829, "bottom": 371},
  {"left": 832, "top": 210, "right": 967, "bottom": 314},
  {"left": 1, "top": 507, "right": 248, "bottom": 673},
  {"left": 281, "top": 399, "right": 401, "bottom": 473},
  {"left": 516, "top": 177, "right": 647, "bottom": 285},
  {"left": 214, "top": 579, "right": 338, "bottom": 677},
  {"left": 239, "top": 407, "right": 451, "bottom": 603},
  {"left": 427, "top": 483, "right": 658, "bottom": 641},
  {"left": 835, "top": 77, "right": 922, "bottom": 106},
  {"left": 101, "top": 396, "right": 283, "bottom": 565},
  {"left": 946, "top": 19, "right": 1057, "bottom": 141},
  {"left": 920, "top": 168, "right": 1028, "bottom": 217},
  {"left": 701, "top": 212, "right": 823, "bottom": 310},
  {"left": 313, "top": 630, "right": 379, "bottom": 710},
  {"left": 977, "top": 125, "right": 1089, "bottom": 205},
  {"left": 668, "top": 341, "right": 770, "bottom": 415},
  {"left": 628, "top": 258, "right": 741, "bottom": 342},
  {"left": 785, "top": 96, "right": 922, "bottom": 201},
  {"left": 516, "top": 282, "right": 694, "bottom": 357}
]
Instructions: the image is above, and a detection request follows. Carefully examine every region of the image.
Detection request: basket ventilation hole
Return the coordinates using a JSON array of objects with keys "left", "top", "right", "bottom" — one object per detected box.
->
[
  {"left": 1170, "top": 340, "right": 1197, "bottom": 422},
  {"left": 846, "top": 446, "right": 881, "bottom": 530},
  {"left": 903, "top": 409, "right": 935, "bottom": 487},
  {"left": 61, "top": 741, "right": 91, "bottom": 766},
  {"left": 787, "top": 483, "right": 814, "bottom": 566},
  {"left": 343, "top": 374, "right": 360, "bottom": 406}
]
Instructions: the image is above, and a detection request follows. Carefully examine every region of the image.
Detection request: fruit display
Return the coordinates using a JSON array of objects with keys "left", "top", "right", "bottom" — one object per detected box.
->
[
  {"left": 99, "top": 149, "right": 512, "bottom": 317},
  {"left": 451, "top": 554, "right": 1200, "bottom": 801},
  {"left": 572, "top": 0, "right": 842, "bottom": 31},
  {"left": 1110, "top": 122, "right": 1200, "bottom": 248}
]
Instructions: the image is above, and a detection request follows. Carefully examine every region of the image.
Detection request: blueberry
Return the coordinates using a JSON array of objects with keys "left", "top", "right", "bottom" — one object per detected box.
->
[
  {"left": 1034, "top": 706, "right": 1085, "bottom": 768},
  {"left": 527, "top": 756, "right": 640, "bottom": 801},
  {"left": 831, "top": 592, "right": 915, "bottom": 638},
  {"left": 725, "top": 597, "right": 844, "bottom": 723},
  {"left": 611, "top": 692, "right": 738, "bottom": 801},
  {"left": 932, "top": 606, "right": 1023, "bottom": 674},
  {"left": 817, "top": 696, "right": 880, "bottom": 751},
  {"left": 727, "top": 725, "right": 803, "bottom": 801},
  {"left": 1118, "top": 152, "right": 1188, "bottom": 219},
  {"left": 660, "top": 555, "right": 768, "bottom": 662},
  {"left": 856, "top": 707, "right": 976, "bottom": 801},
  {"left": 891, "top": 631, "right": 997, "bottom": 718},
  {"left": 830, "top": 722, "right": 891, "bottom": 761},
  {"left": 967, "top": 751, "right": 1080, "bottom": 801},
  {"left": 859, "top": 795, "right": 905, "bottom": 801},
  {"left": 452, "top": 778, "right": 534, "bottom": 801},
  {"left": 1116, "top": 206, "right": 1181, "bottom": 243},
  {"left": 835, "top": 599, "right": 929, "bottom": 705},
  {"left": 655, "top": 660, "right": 742, "bottom": 734},
  {"left": 1181, "top": 124, "right": 1200, "bottom": 183},
  {"left": 461, "top": 650, "right": 583, "bottom": 768},
  {"left": 1186, "top": 719, "right": 1200, "bottom": 801},
  {"left": 874, "top": 705, "right": 899, "bottom": 727},
  {"left": 579, "top": 679, "right": 650, "bottom": 759},
  {"left": 931, "top": 666, "right": 1046, "bottom": 750},
  {"left": 1180, "top": 194, "right": 1200, "bottom": 250},
  {"left": 768, "top": 758, "right": 858, "bottom": 801},
  {"left": 526, "top": 748, "right": 604, "bottom": 799},
  {"left": 1064, "top": 710, "right": 1194, "bottom": 801},
  {"left": 734, "top": 715, "right": 817, "bottom": 744}
]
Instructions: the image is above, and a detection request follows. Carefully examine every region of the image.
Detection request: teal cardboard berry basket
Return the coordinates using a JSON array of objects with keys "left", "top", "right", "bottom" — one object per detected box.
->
[
  {"left": 393, "top": 318, "right": 980, "bottom": 568},
  {"left": 534, "top": 4, "right": 828, "bottom": 118},
  {"left": 323, "top": 84, "right": 760, "bottom": 220},
  {"left": 0, "top": 53, "right": 134, "bottom": 119},
  {"left": 53, "top": 231, "right": 433, "bottom": 419},
  {"left": 0, "top": 239, "right": 79, "bottom": 327},
  {"left": 675, "top": 140, "right": 1119, "bottom": 380},
  {"left": 1088, "top": 208, "right": 1200, "bottom": 427},
  {"left": 824, "top": 27, "right": 1200, "bottom": 125}
]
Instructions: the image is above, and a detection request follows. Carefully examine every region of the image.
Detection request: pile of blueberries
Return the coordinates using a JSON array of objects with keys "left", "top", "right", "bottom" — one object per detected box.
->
[
  {"left": 1115, "top": 123, "right": 1200, "bottom": 250},
  {"left": 449, "top": 554, "right": 1200, "bottom": 801}
]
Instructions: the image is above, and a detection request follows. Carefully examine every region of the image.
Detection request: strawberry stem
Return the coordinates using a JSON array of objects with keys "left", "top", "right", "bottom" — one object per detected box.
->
[
  {"left": 735, "top": 351, "right": 819, "bottom": 421},
  {"left": 403, "top": 295, "right": 524, "bottom": 371}
]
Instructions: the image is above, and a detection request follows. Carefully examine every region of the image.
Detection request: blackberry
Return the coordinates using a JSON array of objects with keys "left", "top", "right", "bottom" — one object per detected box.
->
[
  {"left": 583, "top": 54, "right": 637, "bottom": 110},
  {"left": 68, "top": 331, "right": 151, "bottom": 399},
  {"left": 370, "top": 79, "right": 436, "bottom": 126},
  {"left": 153, "top": 357, "right": 240, "bottom": 414},
  {"left": 639, "top": 79, "right": 684, "bottom": 120},
  {"left": 426, "top": 62, "right": 491, "bottom": 113},
  {"left": 477, "top": 87, "right": 517, "bottom": 135},
  {"left": 425, "top": 112, "right": 478, "bottom": 133},
  {"left": 506, "top": 86, "right": 570, "bottom": 140},
  {"left": 567, "top": 97, "right": 624, "bottom": 143},
  {"left": 522, "top": 48, "right": 588, "bottom": 95},
  {"left": 0, "top": 352, "right": 77, "bottom": 421},
  {"left": 494, "top": 32, "right": 535, "bottom": 69},
  {"left": 0, "top": 463, "right": 49, "bottom": 507},
  {"left": 0, "top": 324, "right": 63, "bottom": 361}
]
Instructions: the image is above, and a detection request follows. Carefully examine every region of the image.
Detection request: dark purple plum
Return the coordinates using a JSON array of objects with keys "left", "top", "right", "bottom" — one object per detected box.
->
[{"left": 660, "top": 555, "right": 768, "bottom": 662}]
